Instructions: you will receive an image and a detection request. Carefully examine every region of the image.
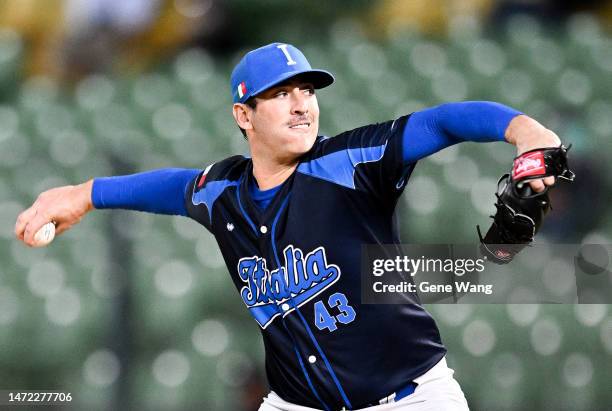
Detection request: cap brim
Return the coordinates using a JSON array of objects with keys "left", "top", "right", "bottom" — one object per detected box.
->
[{"left": 250, "top": 69, "right": 335, "bottom": 99}]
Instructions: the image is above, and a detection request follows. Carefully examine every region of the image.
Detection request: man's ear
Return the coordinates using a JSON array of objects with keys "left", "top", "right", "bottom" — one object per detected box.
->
[{"left": 233, "top": 103, "right": 253, "bottom": 131}]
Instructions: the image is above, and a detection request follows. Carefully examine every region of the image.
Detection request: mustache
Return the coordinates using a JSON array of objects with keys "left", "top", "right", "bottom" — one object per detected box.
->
[{"left": 287, "top": 116, "right": 312, "bottom": 127}]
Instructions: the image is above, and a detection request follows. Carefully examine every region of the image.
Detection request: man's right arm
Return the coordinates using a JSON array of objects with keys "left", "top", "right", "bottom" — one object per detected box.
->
[
  {"left": 15, "top": 168, "right": 199, "bottom": 247},
  {"left": 92, "top": 168, "right": 200, "bottom": 216}
]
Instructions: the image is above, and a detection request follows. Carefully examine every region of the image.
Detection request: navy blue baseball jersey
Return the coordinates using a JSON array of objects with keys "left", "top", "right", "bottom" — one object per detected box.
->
[{"left": 184, "top": 115, "right": 446, "bottom": 410}]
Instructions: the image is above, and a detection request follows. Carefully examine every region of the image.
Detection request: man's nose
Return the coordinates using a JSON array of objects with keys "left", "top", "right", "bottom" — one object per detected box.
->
[{"left": 290, "top": 89, "right": 309, "bottom": 115}]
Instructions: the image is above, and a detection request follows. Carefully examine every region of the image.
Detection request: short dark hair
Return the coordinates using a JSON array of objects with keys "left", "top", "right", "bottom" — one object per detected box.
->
[{"left": 238, "top": 97, "right": 258, "bottom": 139}]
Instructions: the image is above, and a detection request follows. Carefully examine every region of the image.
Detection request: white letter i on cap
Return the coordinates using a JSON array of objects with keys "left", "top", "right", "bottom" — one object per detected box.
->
[{"left": 277, "top": 44, "right": 297, "bottom": 66}]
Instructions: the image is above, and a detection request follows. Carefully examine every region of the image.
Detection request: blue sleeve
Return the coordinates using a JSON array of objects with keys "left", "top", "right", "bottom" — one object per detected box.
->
[
  {"left": 92, "top": 168, "right": 201, "bottom": 217},
  {"left": 403, "top": 101, "right": 522, "bottom": 164}
]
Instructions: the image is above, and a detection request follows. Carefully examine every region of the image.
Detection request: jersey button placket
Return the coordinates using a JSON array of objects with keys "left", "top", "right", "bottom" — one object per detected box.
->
[
  {"left": 280, "top": 299, "right": 297, "bottom": 319},
  {"left": 256, "top": 223, "right": 269, "bottom": 265}
]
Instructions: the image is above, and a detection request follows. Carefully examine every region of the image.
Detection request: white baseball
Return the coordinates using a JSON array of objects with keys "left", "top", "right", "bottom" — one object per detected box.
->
[{"left": 33, "top": 222, "right": 56, "bottom": 247}]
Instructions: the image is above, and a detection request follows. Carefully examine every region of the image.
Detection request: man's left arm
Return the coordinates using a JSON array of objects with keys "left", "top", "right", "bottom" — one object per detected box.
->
[{"left": 403, "top": 101, "right": 561, "bottom": 192}]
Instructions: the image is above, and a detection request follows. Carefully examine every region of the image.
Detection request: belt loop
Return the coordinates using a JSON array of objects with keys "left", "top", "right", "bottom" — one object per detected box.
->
[
  {"left": 378, "top": 381, "right": 417, "bottom": 405},
  {"left": 379, "top": 391, "right": 397, "bottom": 404}
]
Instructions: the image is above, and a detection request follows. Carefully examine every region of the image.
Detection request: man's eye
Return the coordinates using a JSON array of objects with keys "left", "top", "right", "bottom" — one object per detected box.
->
[
  {"left": 304, "top": 88, "right": 315, "bottom": 95},
  {"left": 275, "top": 91, "right": 288, "bottom": 98}
]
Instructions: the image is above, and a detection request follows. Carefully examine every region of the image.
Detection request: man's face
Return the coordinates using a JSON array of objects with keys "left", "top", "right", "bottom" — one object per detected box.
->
[{"left": 236, "top": 78, "right": 320, "bottom": 162}]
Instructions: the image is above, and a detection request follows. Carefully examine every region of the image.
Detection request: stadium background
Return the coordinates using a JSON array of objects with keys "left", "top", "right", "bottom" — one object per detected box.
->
[{"left": 0, "top": 0, "right": 611, "bottom": 410}]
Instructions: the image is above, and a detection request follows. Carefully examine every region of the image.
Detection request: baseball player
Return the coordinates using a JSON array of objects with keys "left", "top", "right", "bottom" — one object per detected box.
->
[{"left": 16, "top": 43, "right": 561, "bottom": 410}]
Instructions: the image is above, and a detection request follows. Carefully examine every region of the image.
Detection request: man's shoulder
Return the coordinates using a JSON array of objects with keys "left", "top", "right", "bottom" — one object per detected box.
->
[
  {"left": 203, "top": 155, "right": 249, "bottom": 183},
  {"left": 307, "top": 115, "right": 412, "bottom": 158}
]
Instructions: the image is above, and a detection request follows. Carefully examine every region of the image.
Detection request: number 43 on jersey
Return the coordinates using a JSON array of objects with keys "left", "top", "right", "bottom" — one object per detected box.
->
[{"left": 314, "top": 293, "right": 356, "bottom": 332}]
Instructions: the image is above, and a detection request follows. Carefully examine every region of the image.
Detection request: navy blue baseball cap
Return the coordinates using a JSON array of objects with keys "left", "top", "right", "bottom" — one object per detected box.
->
[{"left": 230, "top": 42, "right": 335, "bottom": 104}]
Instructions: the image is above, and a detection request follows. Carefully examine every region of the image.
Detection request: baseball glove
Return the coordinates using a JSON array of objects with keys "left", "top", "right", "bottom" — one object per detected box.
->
[{"left": 477, "top": 144, "right": 575, "bottom": 264}]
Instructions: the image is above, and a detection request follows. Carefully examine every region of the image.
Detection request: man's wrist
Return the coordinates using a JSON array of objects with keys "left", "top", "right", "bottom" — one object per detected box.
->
[
  {"left": 504, "top": 114, "right": 561, "bottom": 155},
  {"left": 79, "top": 180, "right": 95, "bottom": 213},
  {"left": 504, "top": 114, "right": 533, "bottom": 146}
]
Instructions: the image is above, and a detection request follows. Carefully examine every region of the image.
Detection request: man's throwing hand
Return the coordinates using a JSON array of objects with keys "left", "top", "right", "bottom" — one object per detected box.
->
[{"left": 15, "top": 180, "right": 94, "bottom": 247}]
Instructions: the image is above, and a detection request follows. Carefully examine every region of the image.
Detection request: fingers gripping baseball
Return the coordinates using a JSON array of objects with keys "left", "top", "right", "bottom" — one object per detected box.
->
[{"left": 15, "top": 180, "right": 94, "bottom": 246}]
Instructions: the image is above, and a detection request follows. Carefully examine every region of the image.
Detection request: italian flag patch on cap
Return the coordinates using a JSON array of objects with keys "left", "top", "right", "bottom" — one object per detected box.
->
[{"left": 237, "top": 82, "right": 247, "bottom": 99}]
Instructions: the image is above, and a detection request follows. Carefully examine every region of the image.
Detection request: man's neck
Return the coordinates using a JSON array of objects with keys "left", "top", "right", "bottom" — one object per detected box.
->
[{"left": 251, "top": 159, "right": 298, "bottom": 191}]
